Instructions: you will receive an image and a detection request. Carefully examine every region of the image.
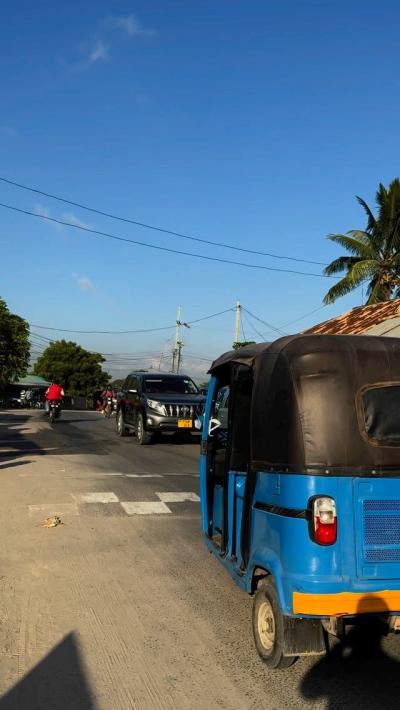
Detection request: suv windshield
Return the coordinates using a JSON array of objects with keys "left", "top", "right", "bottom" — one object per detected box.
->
[{"left": 143, "top": 377, "right": 199, "bottom": 395}]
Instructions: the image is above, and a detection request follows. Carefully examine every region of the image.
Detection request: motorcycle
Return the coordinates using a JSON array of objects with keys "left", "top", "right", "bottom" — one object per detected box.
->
[
  {"left": 48, "top": 400, "right": 61, "bottom": 423},
  {"left": 104, "top": 396, "right": 114, "bottom": 418}
]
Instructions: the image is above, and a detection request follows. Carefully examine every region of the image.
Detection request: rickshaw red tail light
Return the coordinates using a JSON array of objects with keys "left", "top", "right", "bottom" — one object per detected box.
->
[{"left": 312, "top": 497, "right": 337, "bottom": 545}]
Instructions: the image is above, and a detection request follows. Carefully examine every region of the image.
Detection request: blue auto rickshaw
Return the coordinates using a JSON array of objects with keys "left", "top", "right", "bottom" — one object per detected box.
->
[{"left": 200, "top": 334, "right": 400, "bottom": 668}]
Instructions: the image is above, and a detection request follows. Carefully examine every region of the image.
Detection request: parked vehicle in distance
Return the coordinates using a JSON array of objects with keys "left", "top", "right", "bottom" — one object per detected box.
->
[
  {"left": 201, "top": 335, "right": 400, "bottom": 669},
  {"left": 116, "top": 373, "right": 205, "bottom": 444}
]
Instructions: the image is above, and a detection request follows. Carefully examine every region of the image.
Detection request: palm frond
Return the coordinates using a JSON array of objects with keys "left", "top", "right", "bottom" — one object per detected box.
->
[
  {"left": 348, "top": 259, "right": 378, "bottom": 282},
  {"left": 323, "top": 260, "right": 377, "bottom": 305},
  {"left": 323, "top": 275, "right": 366, "bottom": 305},
  {"left": 356, "top": 196, "right": 377, "bottom": 232},
  {"left": 324, "top": 256, "right": 359, "bottom": 276},
  {"left": 366, "top": 279, "right": 389, "bottom": 305},
  {"left": 327, "top": 233, "right": 374, "bottom": 258}
]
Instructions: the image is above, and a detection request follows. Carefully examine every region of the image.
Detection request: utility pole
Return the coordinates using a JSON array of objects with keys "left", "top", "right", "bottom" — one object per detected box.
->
[
  {"left": 171, "top": 306, "right": 190, "bottom": 373},
  {"left": 233, "top": 300, "right": 241, "bottom": 347}
]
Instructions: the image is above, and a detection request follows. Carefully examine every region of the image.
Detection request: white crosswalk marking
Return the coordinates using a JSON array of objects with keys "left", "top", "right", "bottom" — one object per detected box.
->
[
  {"left": 156, "top": 492, "right": 200, "bottom": 503},
  {"left": 120, "top": 501, "right": 171, "bottom": 515},
  {"left": 29, "top": 490, "right": 200, "bottom": 518}
]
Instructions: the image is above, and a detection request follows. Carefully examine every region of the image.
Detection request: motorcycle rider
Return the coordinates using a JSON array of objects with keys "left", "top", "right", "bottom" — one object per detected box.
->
[
  {"left": 101, "top": 385, "right": 115, "bottom": 415},
  {"left": 45, "top": 383, "right": 64, "bottom": 412}
]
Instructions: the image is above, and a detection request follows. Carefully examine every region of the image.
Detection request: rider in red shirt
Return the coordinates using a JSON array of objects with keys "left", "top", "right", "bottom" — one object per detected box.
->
[{"left": 45, "top": 383, "right": 64, "bottom": 406}]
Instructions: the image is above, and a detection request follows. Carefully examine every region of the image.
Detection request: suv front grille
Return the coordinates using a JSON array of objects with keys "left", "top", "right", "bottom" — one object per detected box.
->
[{"left": 164, "top": 403, "right": 203, "bottom": 418}]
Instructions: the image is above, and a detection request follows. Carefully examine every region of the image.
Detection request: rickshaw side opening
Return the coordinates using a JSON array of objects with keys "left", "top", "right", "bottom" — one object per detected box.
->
[{"left": 200, "top": 335, "right": 400, "bottom": 669}]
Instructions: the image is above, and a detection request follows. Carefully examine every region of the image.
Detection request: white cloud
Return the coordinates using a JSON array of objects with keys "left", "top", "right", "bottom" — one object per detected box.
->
[
  {"left": 61, "top": 212, "right": 91, "bottom": 230},
  {"left": 34, "top": 203, "right": 64, "bottom": 232},
  {"left": 73, "top": 274, "right": 97, "bottom": 292},
  {"left": 105, "top": 14, "right": 154, "bottom": 37},
  {"left": 34, "top": 203, "right": 51, "bottom": 219},
  {"left": 88, "top": 40, "right": 109, "bottom": 64}
]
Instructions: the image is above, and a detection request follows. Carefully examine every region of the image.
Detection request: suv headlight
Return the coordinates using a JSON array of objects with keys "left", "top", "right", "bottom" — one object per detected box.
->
[{"left": 147, "top": 399, "right": 167, "bottom": 416}]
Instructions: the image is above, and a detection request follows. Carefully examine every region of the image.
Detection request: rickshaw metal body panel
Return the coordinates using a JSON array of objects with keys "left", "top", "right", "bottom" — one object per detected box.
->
[{"left": 200, "top": 336, "right": 400, "bottom": 622}]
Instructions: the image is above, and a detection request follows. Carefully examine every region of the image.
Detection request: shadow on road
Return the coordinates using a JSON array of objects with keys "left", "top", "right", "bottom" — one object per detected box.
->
[
  {"left": 0, "top": 413, "right": 43, "bottom": 468},
  {"left": 0, "top": 460, "right": 33, "bottom": 470},
  {"left": 0, "top": 410, "right": 110, "bottom": 460},
  {"left": 300, "top": 599, "right": 400, "bottom": 709},
  {"left": 0, "top": 633, "right": 96, "bottom": 710}
]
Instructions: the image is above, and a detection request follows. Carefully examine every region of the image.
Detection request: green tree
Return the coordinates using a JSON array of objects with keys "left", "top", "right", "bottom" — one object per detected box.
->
[
  {"left": 232, "top": 340, "right": 256, "bottom": 350},
  {"left": 324, "top": 179, "right": 400, "bottom": 305},
  {"left": 110, "top": 378, "right": 125, "bottom": 391},
  {"left": 0, "top": 298, "right": 30, "bottom": 385},
  {"left": 34, "top": 340, "right": 109, "bottom": 395}
]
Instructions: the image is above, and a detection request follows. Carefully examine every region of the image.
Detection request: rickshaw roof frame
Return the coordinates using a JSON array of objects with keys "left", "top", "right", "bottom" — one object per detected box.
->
[{"left": 209, "top": 334, "right": 400, "bottom": 475}]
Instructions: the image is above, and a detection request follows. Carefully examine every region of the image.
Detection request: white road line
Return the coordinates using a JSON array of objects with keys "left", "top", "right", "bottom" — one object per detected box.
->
[
  {"left": 100, "top": 472, "right": 198, "bottom": 478},
  {"left": 162, "top": 472, "right": 199, "bottom": 477},
  {"left": 28, "top": 503, "right": 78, "bottom": 517},
  {"left": 73, "top": 492, "right": 120, "bottom": 504},
  {"left": 156, "top": 492, "right": 200, "bottom": 503},
  {"left": 126, "top": 474, "right": 163, "bottom": 478},
  {"left": 120, "top": 501, "right": 171, "bottom": 515}
]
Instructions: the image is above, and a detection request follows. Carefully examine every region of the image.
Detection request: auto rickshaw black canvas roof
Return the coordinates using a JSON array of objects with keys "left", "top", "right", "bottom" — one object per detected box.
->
[{"left": 210, "top": 334, "right": 400, "bottom": 474}]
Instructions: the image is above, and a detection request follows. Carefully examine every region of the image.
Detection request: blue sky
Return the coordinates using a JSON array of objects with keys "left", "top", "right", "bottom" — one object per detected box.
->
[{"left": 2, "top": 0, "right": 400, "bottom": 378}]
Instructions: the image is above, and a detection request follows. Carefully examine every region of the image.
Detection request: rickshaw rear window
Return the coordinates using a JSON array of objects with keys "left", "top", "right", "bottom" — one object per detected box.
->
[{"left": 362, "top": 385, "right": 400, "bottom": 445}]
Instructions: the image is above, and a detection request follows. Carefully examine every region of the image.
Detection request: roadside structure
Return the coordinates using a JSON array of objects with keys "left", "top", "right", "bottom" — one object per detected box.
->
[
  {"left": 304, "top": 299, "right": 400, "bottom": 336},
  {"left": 3, "top": 374, "right": 50, "bottom": 406}
]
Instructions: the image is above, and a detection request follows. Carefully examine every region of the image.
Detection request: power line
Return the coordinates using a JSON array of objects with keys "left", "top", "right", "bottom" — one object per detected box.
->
[
  {"left": 0, "top": 175, "right": 327, "bottom": 267},
  {"left": 28, "top": 307, "right": 235, "bottom": 334},
  {"left": 0, "top": 201, "right": 336, "bottom": 279},
  {"left": 240, "top": 315, "right": 247, "bottom": 343},
  {"left": 242, "top": 311, "right": 265, "bottom": 341},
  {"left": 281, "top": 304, "right": 328, "bottom": 328},
  {"left": 242, "top": 307, "right": 287, "bottom": 336}
]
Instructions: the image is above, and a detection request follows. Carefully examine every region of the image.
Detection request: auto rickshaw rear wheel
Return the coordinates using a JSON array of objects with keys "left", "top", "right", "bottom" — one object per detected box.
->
[{"left": 252, "top": 577, "right": 297, "bottom": 669}]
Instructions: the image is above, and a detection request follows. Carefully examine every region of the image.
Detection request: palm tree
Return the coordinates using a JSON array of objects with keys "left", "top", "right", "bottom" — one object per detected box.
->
[{"left": 323, "top": 179, "right": 400, "bottom": 305}]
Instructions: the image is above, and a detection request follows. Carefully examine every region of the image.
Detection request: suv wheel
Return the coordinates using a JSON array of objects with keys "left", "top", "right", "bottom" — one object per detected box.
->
[
  {"left": 135, "top": 413, "right": 153, "bottom": 445},
  {"left": 116, "top": 410, "right": 129, "bottom": 437}
]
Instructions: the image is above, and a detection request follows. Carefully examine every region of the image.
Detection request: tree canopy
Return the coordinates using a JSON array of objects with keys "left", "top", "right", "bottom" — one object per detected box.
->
[
  {"left": 232, "top": 340, "right": 256, "bottom": 350},
  {"left": 324, "top": 179, "right": 400, "bottom": 305},
  {"left": 34, "top": 340, "right": 109, "bottom": 395},
  {"left": 0, "top": 298, "right": 30, "bottom": 385}
]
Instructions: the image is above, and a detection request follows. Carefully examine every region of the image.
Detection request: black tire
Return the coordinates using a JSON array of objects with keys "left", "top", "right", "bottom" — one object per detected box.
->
[
  {"left": 135, "top": 412, "right": 153, "bottom": 445},
  {"left": 105, "top": 403, "right": 112, "bottom": 418},
  {"left": 116, "top": 409, "right": 129, "bottom": 437},
  {"left": 252, "top": 577, "right": 297, "bottom": 669},
  {"left": 49, "top": 407, "right": 56, "bottom": 424}
]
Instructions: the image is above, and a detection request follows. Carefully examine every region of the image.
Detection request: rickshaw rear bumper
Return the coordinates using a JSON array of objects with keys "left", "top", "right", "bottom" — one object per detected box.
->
[{"left": 292, "top": 589, "right": 400, "bottom": 616}]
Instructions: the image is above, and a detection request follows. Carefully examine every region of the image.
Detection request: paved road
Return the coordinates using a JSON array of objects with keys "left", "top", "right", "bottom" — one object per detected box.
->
[{"left": 1, "top": 409, "right": 400, "bottom": 709}]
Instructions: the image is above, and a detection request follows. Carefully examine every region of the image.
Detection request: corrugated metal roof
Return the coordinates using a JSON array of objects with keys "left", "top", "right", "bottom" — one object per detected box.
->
[
  {"left": 303, "top": 299, "right": 400, "bottom": 335},
  {"left": 12, "top": 375, "right": 50, "bottom": 387}
]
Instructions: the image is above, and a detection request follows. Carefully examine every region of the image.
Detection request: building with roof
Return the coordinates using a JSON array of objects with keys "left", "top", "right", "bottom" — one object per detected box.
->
[
  {"left": 11, "top": 375, "right": 50, "bottom": 388},
  {"left": 1, "top": 374, "right": 50, "bottom": 407},
  {"left": 304, "top": 299, "right": 400, "bottom": 337}
]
